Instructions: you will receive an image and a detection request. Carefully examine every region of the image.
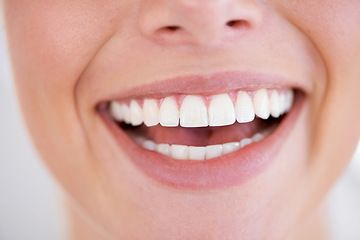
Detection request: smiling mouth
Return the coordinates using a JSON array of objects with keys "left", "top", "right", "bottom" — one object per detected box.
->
[
  {"left": 98, "top": 72, "right": 305, "bottom": 190},
  {"left": 109, "top": 88, "right": 293, "bottom": 159}
]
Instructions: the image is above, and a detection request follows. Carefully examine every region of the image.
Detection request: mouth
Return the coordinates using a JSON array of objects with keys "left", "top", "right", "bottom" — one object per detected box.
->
[{"left": 98, "top": 72, "right": 305, "bottom": 190}]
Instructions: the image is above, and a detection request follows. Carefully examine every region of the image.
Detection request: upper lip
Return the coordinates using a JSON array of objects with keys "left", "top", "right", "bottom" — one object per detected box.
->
[{"left": 98, "top": 70, "right": 310, "bottom": 104}]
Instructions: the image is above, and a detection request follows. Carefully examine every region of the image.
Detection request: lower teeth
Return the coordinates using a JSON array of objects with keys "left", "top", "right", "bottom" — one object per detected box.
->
[{"left": 131, "top": 125, "right": 277, "bottom": 161}]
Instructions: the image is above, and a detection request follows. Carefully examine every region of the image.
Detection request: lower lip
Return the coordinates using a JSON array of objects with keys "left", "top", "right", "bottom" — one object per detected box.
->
[{"left": 100, "top": 92, "right": 304, "bottom": 191}]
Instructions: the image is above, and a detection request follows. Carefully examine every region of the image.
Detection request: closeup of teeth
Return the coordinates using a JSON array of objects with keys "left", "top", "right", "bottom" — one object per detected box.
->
[
  {"left": 109, "top": 88, "right": 294, "bottom": 127},
  {"left": 109, "top": 88, "right": 289, "bottom": 160},
  {"left": 133, "top": 128, "right": 273, "bottom": 160}
]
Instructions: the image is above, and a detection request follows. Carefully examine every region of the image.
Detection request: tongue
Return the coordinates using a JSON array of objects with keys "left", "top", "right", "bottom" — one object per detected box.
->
[{"left": 129, "top": 118, "right": 271, "bottom": 146}]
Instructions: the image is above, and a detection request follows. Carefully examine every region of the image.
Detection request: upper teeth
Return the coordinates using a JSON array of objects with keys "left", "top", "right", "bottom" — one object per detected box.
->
[{"left": 109, "top": 88, "right": 294, "bottom": 127}]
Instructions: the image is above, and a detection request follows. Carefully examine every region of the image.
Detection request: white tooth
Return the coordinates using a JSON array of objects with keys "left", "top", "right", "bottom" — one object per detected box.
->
[
  {"left": 143, "top": 99, "right": 159, "bottom": 127},
  {"left": 205, "top": 144, "right": 223, "bottom": 159},
  {"left": 130, "top": 100, "right": 143, "bottom": 126},
  {"left": 240, "top": 138, "right": 252, "bottom": 148},
  {"left": 208, "top": 94, "right": 236, "bottom": 126},
  {"left": 188, "top": 146, "right": 206, "bottom": 160},
  {"left": 155, "top": 144, "right": 171, "bottom": 157},
  {"left": 143, "top": 140, "right": 156, "bottom": 151},
  {"left": 170, "top": 144, "right": 189, "bottom": 160},
  {"left": 253, "top": 89, "right": 271, "bottom": 119},
  {"left": 235, "top": 92, "right": 255, "bottom": 123},
  {"left": 270, "top": 90, "right": 281, "bottom": 118},
  {"left": 222, "top": 142, "right": 241, "bottom": 155},
  {"left": 251, "top": 133, "right": 264, "bottom": 143},
  {"left": 109, "top": 101, "right": 124, "bottom": 121},
  {"left": 284, "top": 90, "right": 294, "bottom": 112},
  {"left": 121, "top": 103, "right": 131, "bottom": 124},
  {"left": 159, "top": 97, "right": 179, "bottom": 127},
  {"left": 180, "top": 95, "right": 208, "bottom": 127},
  {"left": 279, "top": 93, "right": 287, "bottom": 115}
]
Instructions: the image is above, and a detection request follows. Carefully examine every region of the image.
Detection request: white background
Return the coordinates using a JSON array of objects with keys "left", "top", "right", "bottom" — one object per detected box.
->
[{"left": 1, "top": 12, "right": 360, "bottom": 240}]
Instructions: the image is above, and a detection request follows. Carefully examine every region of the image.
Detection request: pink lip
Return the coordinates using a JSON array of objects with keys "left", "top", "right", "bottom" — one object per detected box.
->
[
  {"left": 101, "top": 71, "right": 310, "bottom": 102},
  {"left": 97, "top": 72, "right": 306, "bottom": 190}
]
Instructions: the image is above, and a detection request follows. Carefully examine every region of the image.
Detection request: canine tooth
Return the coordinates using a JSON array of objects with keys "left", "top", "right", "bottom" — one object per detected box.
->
[
  {"left": 143, "top": 140, "right": 156, "bottom": 151},
  {"left": 130, "top": 100, "right": 143, "bottom": 126},
  {"left": 270, "top": 91, "right": 281, "bottom": 118},
  {"left": 208, "top": 94, "right": 236, "bottom": 126},
  {"left": 188, "top": 146, "right": 206, "bottom": 160},
  {"left": 222, "top": 142, "right": 241, "bottom": 155},
  {"left": 121, "top": 104, "right": 131, "bottom": 124},
  {"left": 180, "top": 95, "right": 208, "bottom": 127},
  {"left": 170, "top": 144, "right": 189, "bottom": 160},
  {"left": 240, "top": 138, "right": 252, "bottom": 148},
  {"left": 284, "top": 90, "right": 294, "bottom": 112},
  {"left": 155, "top": 144, "right": 171, "bottom": 157},
  {"left": 109, "top": 101, "right": 124, "bottom": 121},
  {"left": 205, "top": 145, "right": 223, "bottom": 159},
  {"left": 279, "top": 93, "right": 287, "bottom": 115},
  {"left": 159, "top": 97, "right": 179, "bottom": 127},
  {"left": 251, "top": 133, "right": 264, "bottom": 143},
  {"left": 235, "top": 92, "right": 255, "bottom": 123},
  {"left": 143, "top": 99, "right": 159, "bottom": 127},
  {"left": 254, "top": 89, "right": 270, "bottom": 119}
]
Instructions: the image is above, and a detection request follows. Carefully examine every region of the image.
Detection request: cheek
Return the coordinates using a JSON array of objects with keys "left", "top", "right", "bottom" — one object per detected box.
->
[
  {"left": 6, "top": 1, "right": 114, "bottom": 91},
  {"left": 3, "top": 0, "right": 132, "bottom": 164},
  {"left": 3, "top": 0, "right": 134, "bottom": 217},
  {"left": 270, "top": 0, "right": 360, "bottom": 224},
  {"left": 4, "top": 0, "right": 138, "bottom": 135},
  {"left": 4, "top": 1, "right": 99, "bottom": 169},
  {"left": 283, "top": 0, "right": 360, "bottom": 192},
  {"left": 305, "top": 2, "right": 360, "bottom": 177}
]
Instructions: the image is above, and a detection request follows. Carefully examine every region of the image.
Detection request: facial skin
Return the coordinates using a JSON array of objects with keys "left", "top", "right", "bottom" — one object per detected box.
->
[{"left": 3, "top": 0, "right": 360, "bottom": 239}]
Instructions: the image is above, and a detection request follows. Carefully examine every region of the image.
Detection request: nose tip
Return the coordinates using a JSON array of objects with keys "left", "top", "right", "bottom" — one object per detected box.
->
[{"left": 138, "top": 0, "right": 263, "bottom": 46}]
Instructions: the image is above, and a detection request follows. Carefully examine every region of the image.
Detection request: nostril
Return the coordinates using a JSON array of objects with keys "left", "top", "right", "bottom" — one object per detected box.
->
[
  {"left": 226, "top": 20, "right": 247, "bottom": 28},
  {"left": 166, "top": 26, "right": 181, "bottom": 31},
  {"left": 155, "top": 25, "right": 181, "bottom": 36},
  {"left": 153, "top": 25, "right": 183, "bottom": 42}
]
